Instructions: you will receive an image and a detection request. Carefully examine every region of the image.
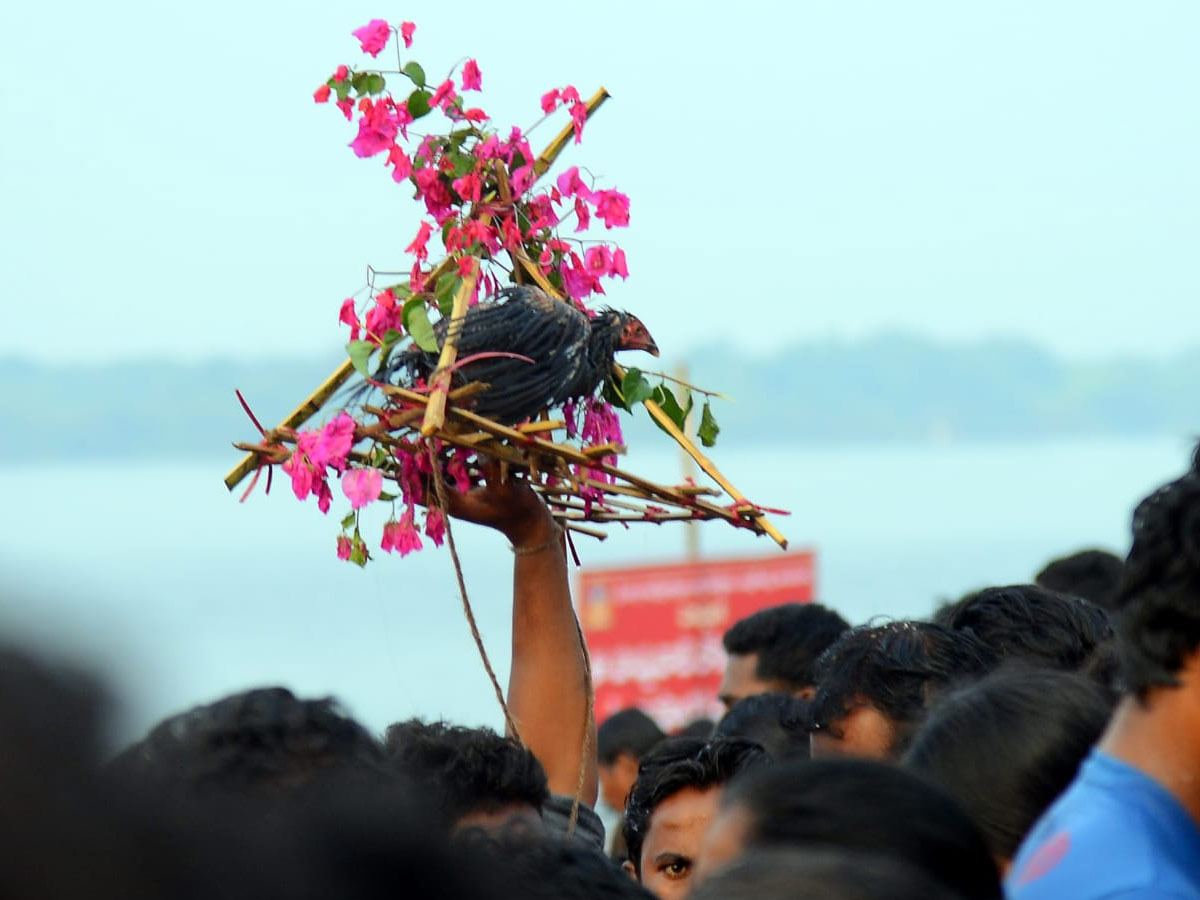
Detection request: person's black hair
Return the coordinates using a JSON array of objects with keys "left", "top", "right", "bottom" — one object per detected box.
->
[
  {"left": 467, "top": 831, "right": 657, "bottom": 900},
  {"left": 383, "top": 719, "right": 549, "bottom": 826},
  {"left": 1036, "top": 549, "right": 1125, "bottom": 610},
  {"left": 622, "top": 737, "right": 770, "bottom": 876},
  {"left": 944, "top": 584, "right": 1113, "bottom": 671},
  {"left": 598, "top": 709, "right": 666, "bottom": 765},
  {"left": 723, "top": 758, "right": 1002, "bottom": 900},
  {"left": 714, "top": 693, "right": 811, "bottom": 761},
  {"left": 690, "top": 849, "right": 968, "bottom": 900},
  {"left": 722, "top": 603, "right": 850, "bottom": 690},
  {"left": 675, "top": 717, "right": 716, "bottom": 739},
  {"left": 809, "top": 621, "right": 996, "bottom": 755},
  {"left": 110, "top": 687, "right": 386, "bottom": 796},
  {"left": 1109, "top": 445, "right": 1200, "bottom": 697},
  {"left": 904, "top": 667, "right": 1114, "bottom": 861}
]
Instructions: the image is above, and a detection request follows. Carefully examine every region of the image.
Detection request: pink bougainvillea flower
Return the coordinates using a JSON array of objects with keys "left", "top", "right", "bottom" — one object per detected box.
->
[
  {"left": 364, "top": 287, "right": 403, "bottom": 342},
  {"left": 540, "top": 88, "right": 560, "bottom": 114},
  {"left": 582, "top": 399, "right": 625, "bottom": 445},
  {"left": 585, "top": 245, "right": 612, "bottom": 278},
  {"left": 383, "top": 508, "right": 423, "bottom": 556},
  {"left": 352, "top": 19, "right": 391, "bottom": 57},
  {"left": 554, "top": 166, "right": 593, "bottom": 201},
  {"left": 342, "top": 467, "right": 383, "bottom": 510},
  {"left": 461, "top": 58, "right": 482, "bottom": 91},
  {"left": 338, "top": 297, "right": 361, "bottom": 340},
  {"left": 509, "top": 164, "right": 534, "bottom": 195},
  {"left": 446, "top": 452, "right": 471, "bottom": 494},
  {"left": 388, "top": 145, "right": 412, "bottom": 183},
  {"left": 611, "top": 247, "right": 629, "bottom": 279},
  {"left": 337, "top": 534, "right": 353, "bottom": 560},
  {"left": 315, "top": 478, "right": 332, "bottom": 514},
  {"left": 400, "top": 21, "right": 415, "bottom": 48},
  {"left": 309, "top": 411, "right": 356, "bottom": 471},
  {"left": 336, "top": 97, "right": 353, "bottom": 120},
  {"left": 393, "top": 99, "right": 413, "bottom": 140},
  {"left": 424, "top": 507, "right": 446, "bottom": 547},
  {"left": 474, "top": 133, "right": 500, "bottom": 160},
  {"left": 592, "top": 189, "right": 630, "bottom": 228},
  {"left": 283, "top": 452, "right": 315, "bottom": 501},
  {"left": 349, "top": 101, "right": 398, "bottom": 158},
  {"left": 405, "top": 221, "right": 434, "bottom": 260},
  {"left": 573, "top": 196, "right": 591, "bottom": 232},
  {"left": 570, "top": 100, "right": 588, "bottom": 143},
  {"left": 560, "top": 85, "right": 581, "bottom": 104},
  {"left": 313, "top": 84, "right": 331, "bottom": 103},
  {"left": 334, "top": 65, "right": 349, "bottom": 83},
  {"left": 430, "top": 78, "right": 457, "bottom": 111}
]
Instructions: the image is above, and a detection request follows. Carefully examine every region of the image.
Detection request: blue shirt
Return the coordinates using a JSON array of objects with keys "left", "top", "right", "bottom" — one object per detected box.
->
[{"left": 1008, "top": 750, "right": 1200, "bottom": 900}]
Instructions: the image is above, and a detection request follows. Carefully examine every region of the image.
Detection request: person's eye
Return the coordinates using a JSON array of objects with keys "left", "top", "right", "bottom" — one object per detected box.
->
[{"left": 661, "top": 860, "right": 690, "bottom": 880}]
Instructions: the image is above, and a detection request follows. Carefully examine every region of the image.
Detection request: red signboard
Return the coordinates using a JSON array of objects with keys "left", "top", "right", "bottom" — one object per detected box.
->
[{"left": 576, "top": 551, "right": 816, "bottom": 731}]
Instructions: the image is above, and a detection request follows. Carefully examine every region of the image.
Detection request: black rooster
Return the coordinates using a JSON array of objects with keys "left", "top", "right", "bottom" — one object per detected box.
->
[{"left": 374, "top": 286, "right": 658, "bottom": 425}]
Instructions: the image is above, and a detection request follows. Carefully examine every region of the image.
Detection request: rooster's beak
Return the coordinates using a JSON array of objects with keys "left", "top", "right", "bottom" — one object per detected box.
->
[{"left": 646, "top": 340, "right": 660, "bottom": 358}]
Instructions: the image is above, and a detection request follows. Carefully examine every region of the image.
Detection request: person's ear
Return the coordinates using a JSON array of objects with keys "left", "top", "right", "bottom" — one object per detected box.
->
[{"left": 621, "top": 859, "right": 639, "bottom": 882}]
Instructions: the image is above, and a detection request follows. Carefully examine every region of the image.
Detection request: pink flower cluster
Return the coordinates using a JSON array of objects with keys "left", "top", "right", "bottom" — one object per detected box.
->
[{"left": 283, "top": 412, "right": 356, "bottom": 513}]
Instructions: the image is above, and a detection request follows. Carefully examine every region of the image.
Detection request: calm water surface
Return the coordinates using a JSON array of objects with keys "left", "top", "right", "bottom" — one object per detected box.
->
[{"left": 0, "top": 436, "right": 1192, "bottom": 744}]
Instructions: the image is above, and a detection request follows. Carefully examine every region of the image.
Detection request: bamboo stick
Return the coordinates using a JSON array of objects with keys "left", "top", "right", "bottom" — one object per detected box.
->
[
  {"left": 223, "top": 253, "right": 458, "bottom": 492},
  {"left": 422, "top": 263, "right": 479, "bottom": 436}
]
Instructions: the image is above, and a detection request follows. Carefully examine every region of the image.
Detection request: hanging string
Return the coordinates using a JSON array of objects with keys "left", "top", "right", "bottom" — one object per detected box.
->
[{"left": 425, "top": 441, "right": 523, "bottom": 745}]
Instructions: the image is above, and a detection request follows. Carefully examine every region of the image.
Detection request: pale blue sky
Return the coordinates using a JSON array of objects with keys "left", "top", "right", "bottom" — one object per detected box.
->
[{"left": 3, "top": 1, "right": 1198, "bottom": 363}]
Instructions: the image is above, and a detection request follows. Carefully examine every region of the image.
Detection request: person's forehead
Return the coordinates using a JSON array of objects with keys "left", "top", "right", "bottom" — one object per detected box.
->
[{"left": 647, "top": 786, "right": 721, "bottom": 836}]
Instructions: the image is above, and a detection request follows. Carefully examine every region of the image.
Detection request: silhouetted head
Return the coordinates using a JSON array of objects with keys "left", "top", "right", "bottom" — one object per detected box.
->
[
  {"left": 1036, "top": 549, "right": 1125, "bottom": 610},
  {"left": 942, "top": 584, "right": 1113, "bottom": 672},
  {"left": 702, "top": 759, "right": 1002, "bottom": 899},
  {"left": 382, "top": 719, "right": 549, "bottom": 834},
  {"left": 809, "top": 621, "right": 996, "bottom": 759},
  {"left": 1110, "top": 442, "right": 1200, "bottom": 698},
  {"left": 615, "top": 311, "right": 658, "bottom": 357},
  {"left": 905, "top": 667, "right": 1115, "bottom": 867}
]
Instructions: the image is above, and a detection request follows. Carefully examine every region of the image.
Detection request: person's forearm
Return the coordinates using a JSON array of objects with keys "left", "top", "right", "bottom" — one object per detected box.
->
[{"left": 507, "top": 524, "right": 599, "bottom": 803}]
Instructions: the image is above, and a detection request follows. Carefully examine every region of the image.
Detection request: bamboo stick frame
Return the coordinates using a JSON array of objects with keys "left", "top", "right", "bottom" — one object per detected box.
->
[{"left": 224, "top": 86, "right": 788, "bottom": 549}]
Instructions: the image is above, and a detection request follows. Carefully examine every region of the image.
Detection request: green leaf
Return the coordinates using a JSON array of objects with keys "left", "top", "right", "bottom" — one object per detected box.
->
[
  {"left": 402, "top": 61, "right": 426, "bottom": 87},
  {"left": 435, "top": 274, "right": 460, "bottom": 318},
  {"left": 351, "top": 72, "right": 369, "bottom": 93},
  {"left": 347, "top": 340, "right": 377, "bottom": 377},
  {"left": 406, "top": 88, "right": 432, "bottom": 119},
  {"left": 602, "top": 375, "right": 628, "bottom": 411},
  {"left": 363, "top": 73, "right": 386, "bottom": 95},
  {"left": 621, "top": 368, "right": 654, "bottom": 407},
  {"left": 699, "top": 400, "right": 721, "bottom": 447},
  {"left": 378, "top": 491, "right": 399, "bottom": 502},
  {"left": 449, "top": 151, "right": 476, "bottom": 178},
  {"left": 403, "top": 299, "right": 440, "bottom": 353},
  {"left": 652, "top": 385, "right": 687, "bottom": 431},
  {"left": 349, "top": 533, "right": 369, "bottom": 567},
  {"left": 340, "top": 511, "right": 357, "bottom": 529},
  {"left": 385, "top": 283, "right": 413, "bottom": 299}
]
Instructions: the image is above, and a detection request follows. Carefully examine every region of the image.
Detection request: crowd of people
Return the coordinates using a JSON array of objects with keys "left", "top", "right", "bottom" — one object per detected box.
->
[{"left": 3, "top": 443, "right": 1200, "bottom": 898}]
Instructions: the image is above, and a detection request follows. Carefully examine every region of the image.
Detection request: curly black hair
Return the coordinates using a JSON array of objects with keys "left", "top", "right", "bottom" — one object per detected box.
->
[
  {"left": 383, "top": 719, "right": 549, "bottom": 827},
  {"left": 1109, "top": 445, "right": 1200, "bottom": 697},
  {"left": 723, "top": 604, "right": 850, "bottom": 690},
  {"left": 621, "top": 737, "right": 770, "bottom": 875},
  {"left": 944, "top": 584, "right": 1113, "bottom": 672},
  {"left": 809, "top": 621, "right": 996, "bottom": 754}
]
